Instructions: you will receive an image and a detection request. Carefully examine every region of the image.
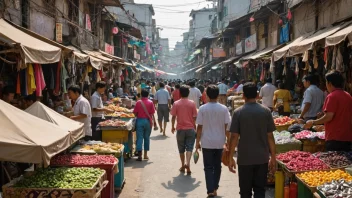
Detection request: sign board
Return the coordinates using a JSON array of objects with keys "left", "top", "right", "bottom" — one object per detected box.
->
[
  {"left": 245, "top": 34, "right": 257, "bottom": 53},
  {"left": 212, "top": 48, "right": 226, "bottom": 58},
  {"left": 55, "top": 23, "right": 63, "bottom": 43},
  {"left": 86, "top": 14, "right": 91, "bottom": 31},
  {"left": 236, "top": 41, "right": 243, "bottom": 55},
  {"left": 105, "top": 43, "right": 114, "bottom": 55}
]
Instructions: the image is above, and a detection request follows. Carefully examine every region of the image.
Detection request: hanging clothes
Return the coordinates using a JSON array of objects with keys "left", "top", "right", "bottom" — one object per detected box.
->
[
  {"left": 34, "top": 64, "right": 46, "bottom": 97},
  {"left": 332, "top": 46, "right": 337, "bottom": 70},
  {"left": 295, "top": 56, "right": 299, "bottom": 75},
  {"left": 20, "top": 69, "right": 28, "bottom": 96},
  {"left": 280, "top": 23, "right": 290, "bottom": 44},
  {"left": 313, "top": 48, "right": 319, "bottom": 69},
  {"left": 16, "top": 73, "right": 20, "bottom": 94},
  {"left": 61, "top": 59, "right": 69, "bottom": 93},
  {"left": 27, "top": 64, "right": 36, "bottom": 95},
  {"left": 324, "top": 47, "right": 329, "bottom": 69},
  {"left": 54, "top": 61, "right": 61, "bottom": 95},
  {"left": 336, "top": 46, "right": 343, "bottom": 72}
]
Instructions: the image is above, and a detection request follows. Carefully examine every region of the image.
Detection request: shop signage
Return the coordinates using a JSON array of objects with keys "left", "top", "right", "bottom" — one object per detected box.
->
[
  {"left": 212, "top": 48, "right": 226, "bottom": 58},
  {"left": 105, "top": 43, "right": 114, "bottom": 55},
  {"left": 55, "top": 23, "right": 63, "bottom": 43},
  {"left": 236, "top": 41, "right": 243, "bottom": 55},
  {"left": 86, "top": 14, "right": 91, "bottom": 31},
  {"left": 245, "top": 34, "right": 257, "bottom": 53}
]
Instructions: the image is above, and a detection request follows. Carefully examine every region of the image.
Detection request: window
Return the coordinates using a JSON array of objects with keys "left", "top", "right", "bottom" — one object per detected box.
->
[{"left": 209, "top": 15, "right": 212, "bottom": 20}]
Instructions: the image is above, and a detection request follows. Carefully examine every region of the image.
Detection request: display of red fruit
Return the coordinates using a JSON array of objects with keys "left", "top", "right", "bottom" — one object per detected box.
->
[{"left": 51, "top": 154, "right": 118, "bottom": 166}]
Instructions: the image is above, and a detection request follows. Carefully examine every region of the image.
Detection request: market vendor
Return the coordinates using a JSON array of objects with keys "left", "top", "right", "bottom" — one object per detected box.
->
[
  {"left": 68, "top": 85, "right": 92, "bottom": 140},
  {"left": 299, "top": 75, "right": 325, "bottom": 121},
  {"left": 305, "top": 71, "right": 352, "bottom": 151},
  {"left": 90, "top": 81, "right": 114, "bottom": 141}
]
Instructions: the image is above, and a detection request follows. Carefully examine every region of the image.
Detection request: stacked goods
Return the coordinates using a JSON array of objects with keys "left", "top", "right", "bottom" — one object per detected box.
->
[
  {"left": 294, "top": 130, "right": 325, "bottom": 140},
  {"left": 318, "top": 180, "right": 352, "bottom": 197},
  {"left": 99, "top": 120, "right": 127, "bottom": 127},
  {"left": 297, "top": 170, "right": 352, "bottom": 187},
  {"left": 314, "top": 152, "right": 352, "bottom": 168},
  {"left": 274, "top": 131, "right": 301, "bottom": 144},
  {"left": 51, "top": 155, "right": 117, "bottom": 166},
  {"left": 106, "top": 105, "right": 131, "bottom": 113},
  {"left": 277, "top": 151, "right": 328, "bottom": 172},
  {"left": 14, "top": 167, "right": 104, "bottom": 189},
  {"left": 80, "top": 143, "right": 123, "bottom": 153},
  {"left": 106, "top": 112, "right": 135, "bottom": 118}
]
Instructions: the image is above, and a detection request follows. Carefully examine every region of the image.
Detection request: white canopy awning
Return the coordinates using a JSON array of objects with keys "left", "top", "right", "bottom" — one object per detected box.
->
[
  {"left": 0, "top": 18, "right": 62, "bottom": 64},
  {"left": 243, "top": 45, "right": 284, "bottom": 60},
  {"left": 289, "top": 23, "right": 348, "bottom": 56},
  {"left": 273, "top": 34, "right": 310, "bottom": 61},
  {"left": 326, "top": 22, "right": 352, "bottom": 47},
  {"left": 25, "top": 102, "right": 84, "bottom": 144}
]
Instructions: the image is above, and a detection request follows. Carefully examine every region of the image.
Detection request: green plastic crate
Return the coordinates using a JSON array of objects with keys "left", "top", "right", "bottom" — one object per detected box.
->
[{"left": 298, "top": 179, "right": 313, "bottom": 198}]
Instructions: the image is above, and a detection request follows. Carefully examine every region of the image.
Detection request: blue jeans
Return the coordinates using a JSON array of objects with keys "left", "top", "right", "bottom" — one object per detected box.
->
[
  {"left": 136, "top": 118, "right": 152, "bottom": 151},
  {"left": 202, "top": 148, "right": 223, "bottom": 194}
]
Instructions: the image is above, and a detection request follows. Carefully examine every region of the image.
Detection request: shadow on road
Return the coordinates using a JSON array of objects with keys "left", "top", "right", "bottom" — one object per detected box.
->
[
  {"left": 161, "top": 173, "right": 201, "bottom": 197},
  {"left": 125, "top": 160, "right": 154, "bottom": 169},
  {"left": 150, "top": 135, "right": 170, "bottom": 141}
]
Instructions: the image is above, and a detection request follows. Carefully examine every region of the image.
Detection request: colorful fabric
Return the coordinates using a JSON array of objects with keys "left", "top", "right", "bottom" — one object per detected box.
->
[
  {"left": 27, "top": 64, "right": 36, "bottom": 95},
  {"left": 34, "top": 64, "right": 46, "bottom": 97},
  {"left": 20, "top": 69, "right": 28, "bottom": 96},
  {"left": 61, "top": 60, "right": 69, "bottom": 93}
]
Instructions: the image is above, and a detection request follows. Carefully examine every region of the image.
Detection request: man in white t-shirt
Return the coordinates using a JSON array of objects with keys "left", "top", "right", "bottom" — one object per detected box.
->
[
  {"left": 196, "top": 84, "right": 231, "bottom": 197},
  {"left": 188, "top": 81, "right": 202, "bottom": 108},
  {"left": 68, "top": 85, "right": 92, "bottom": 140},
  {"left": 259, "top": 78, "right": 277, "bottom": 111}
]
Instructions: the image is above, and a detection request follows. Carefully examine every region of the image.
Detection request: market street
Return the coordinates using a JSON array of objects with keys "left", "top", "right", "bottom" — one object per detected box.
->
[{"left": 118, "top": 123, "right": 274, "bottom": 198}]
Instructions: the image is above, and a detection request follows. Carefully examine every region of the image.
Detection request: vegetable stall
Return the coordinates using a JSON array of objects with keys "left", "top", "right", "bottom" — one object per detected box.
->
[{"left": 271, "top": 115, "right": 352, "bottom": 198}]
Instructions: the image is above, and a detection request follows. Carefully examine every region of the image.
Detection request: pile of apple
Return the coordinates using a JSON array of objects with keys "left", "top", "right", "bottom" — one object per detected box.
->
[{"left": 274, "top": 116, "right": 294, "bottom": 126}]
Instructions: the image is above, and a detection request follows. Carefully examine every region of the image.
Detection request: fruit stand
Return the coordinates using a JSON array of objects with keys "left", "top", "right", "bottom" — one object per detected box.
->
[
  {"left": 51, "top": 155, "right": 118, "bottom": 198},
  {"left": 69, "top": 141, "right": 126, "bottom": 190},
  {"left": 2, "top": 167, "right": 108, "bottom": 198}
]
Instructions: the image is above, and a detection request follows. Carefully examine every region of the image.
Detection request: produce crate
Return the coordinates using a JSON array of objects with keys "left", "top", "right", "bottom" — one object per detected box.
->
[
  {"left": 51, "top": 163, "right": 118, "bottom": 198},
  {"left": 302, "top": 139, "right": 325, "bottom": 153},
  {"left": 102, "top": 130, "right": 130, "bottom": 144},
  {"left": 70, "top": 144, "right": 124, "bottom": 158},
  {"left": 297, "top": 178, "right": 314, "bottom": 198},
  {"left": 276, "top": 143, "right": 302, "bottom": 154},
  {"left": 2, "top": 170, "right": 108, "bottom": 198},
  {"left": 276, "top": 124, "right": 291, "bottom": 132},
  {"left": 114, "top": 154, "right": 125, "bottom": 190}
]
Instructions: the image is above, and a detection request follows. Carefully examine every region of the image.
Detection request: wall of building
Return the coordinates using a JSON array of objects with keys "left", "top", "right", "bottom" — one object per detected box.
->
[
  {"left": 318, "top": 0, "right": 352, "bottom": 29},
  {"left": 29, "top": 0, "right": 55, "bottom": 40},
  {"left": 268, "top": 13, "right": 279, "bottom": 47},
  {"left": 193, "top": 10, "right": 216, "bottom": 42},
  {"left": 123, "top": 4, "right": 153, "bottom": 39},
  {"left": 222, "top": 0, "right": 250, "bottom": 29},
  {"left": 292, "top": 2, "right": 316, "bottom": 39},
  {"left": 2, "top": 0, "right": 22, "bottom": 26}
]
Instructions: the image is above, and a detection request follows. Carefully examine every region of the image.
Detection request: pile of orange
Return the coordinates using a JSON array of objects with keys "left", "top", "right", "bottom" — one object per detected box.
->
[{"left": 297, "top": 170, "right": 352, "bottom": 187}]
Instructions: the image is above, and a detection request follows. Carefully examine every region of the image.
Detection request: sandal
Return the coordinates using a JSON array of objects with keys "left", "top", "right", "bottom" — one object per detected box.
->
[
  {"left": 207, "top": 193, "right": 215, "bottom": 198},
  {"left": 154, "top": 126, "right": 158, "bottom": 131},
  {"left": 179, "top": 165, "right": 185, "bottom": 173},
  {"left": 136, "top": 157, "right": 142, "bottom": 161},
  {"left": 184, "top": 165, "right": 192, "bottom": 175}
]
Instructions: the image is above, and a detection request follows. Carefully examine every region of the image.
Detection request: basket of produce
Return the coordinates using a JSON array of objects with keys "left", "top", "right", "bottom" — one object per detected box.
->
[
  {"left": 274, "top": 117, "right": 295, "bottom": 132},
  {"left": 294, "top": 130, "right": 325, "bottom": 153},
  {"left": 314, "top": 152, "right": 352, "bottom": 169},
  {"left": 296, "top": 170, "right": 352, "bottom": 192},
  {"left": 106, "top": 112, "right": 135, "bottom": 118},
  {"left": 2, "top": 167, "right": 108, "bottom": 198},
  {"left": 106, "top": 105, "right": 132, "bottom": 113},
  {"left": 277, "top": 150, "right": 329, "bottom": 173},
  {"left": 98, "top": 119, "right": 134, "bottom": 131},
  {"left": 274, "top": 131, "right": 302, "bottom": 154},
  {"left": 317, "top": 179, "right": 352, "bottom": 198},
  {"left": 70, "top": 142, "right": 124, "bottom": 158}
]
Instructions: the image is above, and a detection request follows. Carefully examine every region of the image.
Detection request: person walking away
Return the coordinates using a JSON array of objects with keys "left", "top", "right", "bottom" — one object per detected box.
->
[
  {"left": 196, "top": 85, "right": 231, "bottom": 197},
  {"left": 90, "top": 81, "right": 114, "bottom": 140},
  {"left": 259, "top": 78, "right": 277, "bottom": 111},
  {"left": 172, "top": 84, "right": 181, "bottom": 103},
  {"left": 151, "top": 82, "right": 157, "bottom": 97},
  {"left": 305, "top": 71, "right": 352, "bottom": 151},
  {"left": 273, "top": 83, "right": 292, "bottom": 116},
  {"left": 171, "top": 85, "right": 198, "bottom": 174},
  {"left": 299, "top": 75, "right": 325, "bottom": 121},
  {"left": 218, "top": 79, "right": 229, "bottom": 106},
  {"left": 228, "top": 82, "right": 277, "bottom": 198},
  {"left": 189, "top": 81, "right": 202, "bottom": 108},
  {"left": 154, "top": 82, "right": 171, "bottom": 135},
  {"left": 68, "top": 85, "right": 92, "bottom": 140},
  {"left": 133, "top": 89, "right": 156, "bottom": 161}
]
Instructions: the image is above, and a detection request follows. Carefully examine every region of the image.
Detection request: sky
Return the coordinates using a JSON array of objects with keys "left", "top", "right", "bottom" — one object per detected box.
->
[{"left": 134, "top": 0, "right": 215, "bottom": 50}]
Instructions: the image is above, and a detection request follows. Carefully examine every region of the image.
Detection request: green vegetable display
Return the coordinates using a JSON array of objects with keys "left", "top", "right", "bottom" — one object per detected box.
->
[{"left": 14, "top": 167, "right": 104, "bottom": 189}]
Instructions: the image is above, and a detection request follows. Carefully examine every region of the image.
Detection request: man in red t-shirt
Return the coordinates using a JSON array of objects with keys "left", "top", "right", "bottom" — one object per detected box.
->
[
  {"left": 305, "top": 71, "right": 352, "bottom": 151},
  {"left": 170, "top": 85, "right": 198, "bottom": 174}
]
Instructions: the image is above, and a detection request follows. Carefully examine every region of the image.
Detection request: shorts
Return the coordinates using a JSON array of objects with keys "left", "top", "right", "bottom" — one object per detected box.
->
[
  {"left": 176, "top": 129, "right": 196, "bottom": 153},
  {"left": 157, "top": 104, "right": 169, "bottom": 122}
]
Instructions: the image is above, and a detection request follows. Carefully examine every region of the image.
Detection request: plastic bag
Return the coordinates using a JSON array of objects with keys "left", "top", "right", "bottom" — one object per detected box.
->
[{"left": 193, "top": 150, "right": 199, "bottom": 164}]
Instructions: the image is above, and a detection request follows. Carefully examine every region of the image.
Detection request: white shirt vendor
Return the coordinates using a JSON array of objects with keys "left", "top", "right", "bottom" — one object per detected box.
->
[
  {"left": 73, "top": 95, "right": 92, "bottom": 136},
  {"left": 91, "top": 91, "right": 104, "bottom": 117}
]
